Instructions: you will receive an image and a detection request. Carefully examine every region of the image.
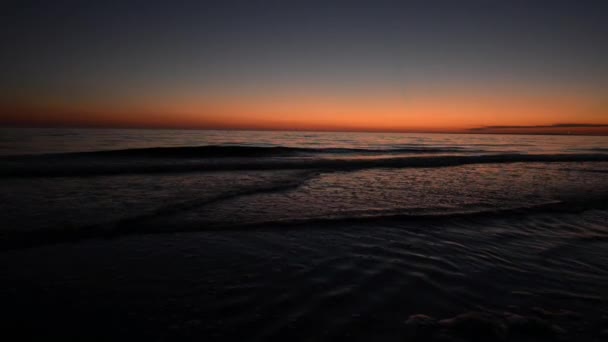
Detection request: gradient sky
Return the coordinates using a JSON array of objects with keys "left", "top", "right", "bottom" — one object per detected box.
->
[{"left": 1, "top": 0, "right": 607, "bottom": 133}]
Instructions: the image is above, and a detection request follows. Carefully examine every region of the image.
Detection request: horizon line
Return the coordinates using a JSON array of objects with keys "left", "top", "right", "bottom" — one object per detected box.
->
[{"left": 2, "top": 123, "right": 608, "bottom": 137}]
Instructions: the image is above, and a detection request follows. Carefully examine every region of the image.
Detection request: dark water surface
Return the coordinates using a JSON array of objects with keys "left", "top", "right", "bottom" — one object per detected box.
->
[{"left": 1, "top": 128, "right": 607, "bottom": 341}]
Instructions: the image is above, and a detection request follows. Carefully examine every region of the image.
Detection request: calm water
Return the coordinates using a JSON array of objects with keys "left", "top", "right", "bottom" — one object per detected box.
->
[
  {"left": 1, "top": 127, "right": 608, "bottom": 156},
  {"left": 1, "top": 128, "right": 608, "bottom": 340}
]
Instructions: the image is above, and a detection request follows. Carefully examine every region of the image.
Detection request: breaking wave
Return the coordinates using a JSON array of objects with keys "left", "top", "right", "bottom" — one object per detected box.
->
[
  {"left": 1, "top": 192, "right": 607, "bottom": 251},
  {"left": 2, "top": 145, "right": 608, "bottom": 177}
]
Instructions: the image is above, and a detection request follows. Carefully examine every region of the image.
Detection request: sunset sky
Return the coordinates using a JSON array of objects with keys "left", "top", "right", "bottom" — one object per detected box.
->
[{"left": 1, "top": 0, "right": 607, "bottom": 134}]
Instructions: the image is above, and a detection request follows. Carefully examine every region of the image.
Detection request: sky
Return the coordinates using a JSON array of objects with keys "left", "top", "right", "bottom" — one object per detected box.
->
[{"left": 1, "top": 0, "right": 607, "bottom": 134}]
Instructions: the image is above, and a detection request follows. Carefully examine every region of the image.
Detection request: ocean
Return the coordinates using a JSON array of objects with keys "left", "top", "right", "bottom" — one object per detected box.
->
[{"left": 1, "top": 128, "right": 608, "bottom": 341}]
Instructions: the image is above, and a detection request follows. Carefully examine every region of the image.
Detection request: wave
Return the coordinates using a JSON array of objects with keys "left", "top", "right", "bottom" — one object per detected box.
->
[
  {"left": 3, "top": 144, "right": 477, "bottom": 159},
  {"left": 2, "top": 151, "right": 608, "bottom": 177},
  {"left": 579, "top": 147, "right": 608, "bottom": 153},
  {"left": 203, "top": 196, "right": 608, "bottom": 232},
  {"left": 1, "top": 194, "right": 607, "bottom": 251}
]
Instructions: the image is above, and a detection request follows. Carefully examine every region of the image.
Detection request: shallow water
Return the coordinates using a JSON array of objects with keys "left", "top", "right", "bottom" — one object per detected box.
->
[{"left": 0, "top": 128, "right": 607, "bottom": 340}]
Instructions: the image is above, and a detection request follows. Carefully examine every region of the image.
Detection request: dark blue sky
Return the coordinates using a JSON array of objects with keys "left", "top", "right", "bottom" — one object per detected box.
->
[{"left": 1, "top": 0, "right": 607, "bottom": 131}]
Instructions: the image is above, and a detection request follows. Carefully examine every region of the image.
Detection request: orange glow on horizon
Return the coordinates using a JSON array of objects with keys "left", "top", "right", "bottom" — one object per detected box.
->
[{"left": 1, "top": 91, "right": 606, "bottom": 134}]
